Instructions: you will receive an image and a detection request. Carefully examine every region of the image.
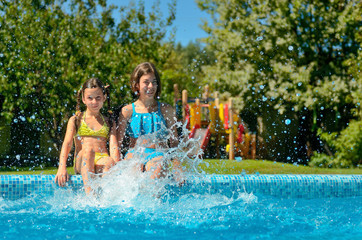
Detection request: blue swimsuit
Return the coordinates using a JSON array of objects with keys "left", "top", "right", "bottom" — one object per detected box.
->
[
  {"left": 125, "top": 102, "right": 168, "bottom": 163},
  {"left": 126, "top": 102, "right": 168, "bottom": 138}
]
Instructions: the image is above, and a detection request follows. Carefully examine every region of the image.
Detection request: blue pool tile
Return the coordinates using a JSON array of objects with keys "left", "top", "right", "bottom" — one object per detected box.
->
[{"left": 0, "top": 174, "right": 361, "bottom": 200}]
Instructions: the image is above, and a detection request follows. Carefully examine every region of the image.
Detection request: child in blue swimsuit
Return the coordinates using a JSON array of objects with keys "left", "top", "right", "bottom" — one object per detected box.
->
[{"left": 117, "top": 62, "right": 183, "bottom": 181}]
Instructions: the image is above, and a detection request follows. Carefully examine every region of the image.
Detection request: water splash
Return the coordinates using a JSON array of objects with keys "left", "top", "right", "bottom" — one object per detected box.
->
[
  {"left": 48, "top": 121, "right": 255, "bottom": 212},
  {"left": 85, "top": 121, "right": 207, "bottom": 208},
  {"left": 0, "top": 122, "right": 261, "bottom": 240}
]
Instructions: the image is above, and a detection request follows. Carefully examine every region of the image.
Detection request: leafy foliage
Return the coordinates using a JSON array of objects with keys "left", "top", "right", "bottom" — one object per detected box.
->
[
  {"left": 197, "top": 0, "right": 362, "bottom": 163},
  {"left": 0, "top": 0, "right": 176, "bottom": 161},
  {"left": 310, "top": 120, "right": 362, "bottom": 168},
  {"left": 309, "top": 3, "right": 362, "bottom": 168},
  {"left": 197, "top": 0, "right": 361, "bottom": 111},
  {"left": 161, "top": 41, "right": 216, "bottom": 104}
]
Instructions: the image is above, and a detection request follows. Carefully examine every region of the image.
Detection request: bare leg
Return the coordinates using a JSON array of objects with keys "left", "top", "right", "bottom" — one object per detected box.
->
[
  {"left": 74, "top": 150, "right": 84, "bottom": 175},
  {"left": 95, "top": 156, "right": 115, "bottom": 174},
  {"left": 145, "top": 156, "right": 167, "bottom": 179},
  {"left": 171, "top": 159, "right": 185, "bottom": 185},
  {"left": 123, "top": 152, "right": 133, "bottom": 161},
  {"left": 123, "top": 151, "right": 144, "bottom": 173},
  {"left": 81, "top": 148, "right": 95, "bottom": 194}
]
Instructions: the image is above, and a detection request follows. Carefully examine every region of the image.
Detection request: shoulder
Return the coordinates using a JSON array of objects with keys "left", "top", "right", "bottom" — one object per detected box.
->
[
  {"left": 121, "top": 103, "right": 133, "bottom": 119},
  {"left": 68, "top": 115, "right": 78, "bottom": 124},
  {"left": 160, "top": 103, "right": 174, "bottom": 113},
  {"left": 66, "top": 115, "right": 79, "bottom": 129},
  {"left": 159, "top": 102, "right": 175, "bottom": 118},
  {"left": 159, "top": 102, "right": 173, "bottom": 111}
]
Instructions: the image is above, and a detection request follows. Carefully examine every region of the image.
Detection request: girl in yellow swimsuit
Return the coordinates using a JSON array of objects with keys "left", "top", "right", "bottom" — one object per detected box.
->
[{"left": 55, "top": 78, "right": 120, "bottom": 194}]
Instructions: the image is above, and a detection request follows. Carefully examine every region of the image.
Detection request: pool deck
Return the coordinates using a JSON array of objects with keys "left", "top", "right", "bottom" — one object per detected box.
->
[{"left": 1, "top": 174, "right": 361, "bottom": 200}]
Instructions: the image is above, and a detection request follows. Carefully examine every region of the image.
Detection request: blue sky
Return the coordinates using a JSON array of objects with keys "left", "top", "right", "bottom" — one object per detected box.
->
[{"left": 108, "top": 0, "right": 211, "bottom": 46}]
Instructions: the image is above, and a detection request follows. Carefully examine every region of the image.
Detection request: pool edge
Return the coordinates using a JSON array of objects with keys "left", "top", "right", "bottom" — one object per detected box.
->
[{"left": 1, "top": 174, "right": 361, "bottom": 200}]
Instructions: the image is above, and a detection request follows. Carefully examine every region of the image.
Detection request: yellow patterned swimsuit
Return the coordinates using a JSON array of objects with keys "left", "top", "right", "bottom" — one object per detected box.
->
[{"left": 76, "top": 112, "right": 110, "bottom": 164}]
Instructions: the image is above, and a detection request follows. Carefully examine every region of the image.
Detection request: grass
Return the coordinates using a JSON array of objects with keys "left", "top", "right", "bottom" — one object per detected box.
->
[
  {"left": 199, "top": 159, "right": 362, "bottom": 175},
  {"left": 0, "top": 159, "right": 361, "bottom": 175},
  {"left": 0, "top": 166, "right": 74, "bottom": 175}
]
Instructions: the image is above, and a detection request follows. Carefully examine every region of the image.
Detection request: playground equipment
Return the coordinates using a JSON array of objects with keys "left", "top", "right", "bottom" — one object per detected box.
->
[{"left": 174, "top": 84, "right": 256, "bottom": 160}]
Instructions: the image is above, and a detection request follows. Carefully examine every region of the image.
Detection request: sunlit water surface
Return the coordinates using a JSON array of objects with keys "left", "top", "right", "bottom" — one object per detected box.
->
[
  {"left": 1, "top": 129, "right": 361, "bottom": 239},
  {"left": 1, "top": 158, "right": 361, "bottom": 240}
]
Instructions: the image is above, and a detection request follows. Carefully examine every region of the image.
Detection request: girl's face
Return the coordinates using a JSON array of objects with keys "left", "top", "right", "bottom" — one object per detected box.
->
[
  {"left": 137, "top": 73, "right": 157, "bottom": 99},
  {"left": 82, "top": 87, "right": 106, "bottom": 113}
]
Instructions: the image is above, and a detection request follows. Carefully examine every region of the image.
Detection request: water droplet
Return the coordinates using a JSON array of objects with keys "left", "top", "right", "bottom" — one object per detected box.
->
[
  {"left": 285, "top": 119, "right": 291, "bottom": 125},
  {"left": 288, "top": 46, "right": 294, "bottom": 51}
]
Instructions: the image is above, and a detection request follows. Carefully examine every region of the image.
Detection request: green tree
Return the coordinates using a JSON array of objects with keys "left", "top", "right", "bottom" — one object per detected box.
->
[
  {"left": 197, "top": 0, "right": 362, "bottom": 163},
  {"left": 0, "top": 0, "right": 126, "bottom": 160},
  {"left": 160, "top": 42, "right": 216, "bottom": 105},
  {"left": 309, "top": 6, "right": 362, "bottom": 168},
  {"left": 310, "top": 120, "right": 362, "bottom": 168},
  {"left": 0, "top": 0, "right": 176, "bottom": 165},
  {"left": 345, "top": 4, "right": 362, "bottom": 121}
]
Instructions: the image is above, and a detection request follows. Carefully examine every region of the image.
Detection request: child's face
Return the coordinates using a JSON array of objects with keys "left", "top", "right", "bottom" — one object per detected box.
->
[
  {"left": 137, "top": 73, "right": 157, "bottom": 99},
  {"left": 82, "top": 87, "right": 106, "bottom": 113}
]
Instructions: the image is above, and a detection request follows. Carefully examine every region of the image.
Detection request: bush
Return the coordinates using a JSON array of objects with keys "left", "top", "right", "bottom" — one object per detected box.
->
[{"left": 310, "top": 120, "right": 362, "bottom": 168}]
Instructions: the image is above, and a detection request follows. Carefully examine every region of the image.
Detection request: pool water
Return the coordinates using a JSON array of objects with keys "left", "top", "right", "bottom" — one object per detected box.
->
[
  {"left": 1, "top": 158, "right": 362, "bottom": 240},
  {"left": 1, "top": 188, "right": 361, "bottom": 240},
  {"left": 1, "top": 137, "right": 361, "bottom": 240}
]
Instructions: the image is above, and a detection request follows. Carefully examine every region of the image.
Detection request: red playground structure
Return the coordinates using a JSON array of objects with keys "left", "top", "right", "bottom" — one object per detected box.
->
[{"left": 174, "top": 85, "right": 257, "bottom": 160}]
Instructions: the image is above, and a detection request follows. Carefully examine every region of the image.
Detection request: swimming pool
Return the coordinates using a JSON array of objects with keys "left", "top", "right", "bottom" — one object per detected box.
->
[{"left": 1, "top": 174, "right": 362, "bottom": 239}]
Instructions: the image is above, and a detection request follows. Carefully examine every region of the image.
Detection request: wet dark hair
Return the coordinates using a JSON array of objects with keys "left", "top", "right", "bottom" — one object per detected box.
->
[
  {"left": 130, "top": 62, "right": 161, "bottom": 99},
  {"left": 75, "top": 78, "right": 112, "bottom": 132}
]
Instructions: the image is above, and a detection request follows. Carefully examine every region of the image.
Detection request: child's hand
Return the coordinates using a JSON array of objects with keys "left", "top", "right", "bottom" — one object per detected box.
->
[{"left": 54, "top": 168, "right": 70, "bottom": 187}]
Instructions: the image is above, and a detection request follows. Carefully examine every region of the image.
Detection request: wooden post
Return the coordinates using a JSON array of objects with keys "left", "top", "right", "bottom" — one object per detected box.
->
[
  {"left": 214, "top": 96, "right": 220, "bottom": 129},
  {"left": 214, "top": 92, "right": 220, "bottom": 131},
  {"left": 195, "top": 98, "right": 200, "bottom": 105},
  {"left": 228, "top": 98, "right": 235, "bottom": 160},
  {"left": 214, "top": 94, "right": 220, "bottom": 158},
  {"left": 195, "top": 98, "right": 201, "bottom": 127},
  {"left": 251, "top": 134, "right": 256, "bottom": 159},
  {"left": 202, "top": 84, "right": 209, "bottom": 102},
  {"left": 182, "top": 90, "right": 188, "bottom": 119}
]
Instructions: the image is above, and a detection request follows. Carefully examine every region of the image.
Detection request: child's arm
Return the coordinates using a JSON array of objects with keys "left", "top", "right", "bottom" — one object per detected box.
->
[
  {"left": 109, "top": 119, "right": 120, "bottom": 162},
  {"left": 163, "top": 104, "right": 179, "bottom": 148},
  {"left": 117, "top": 106, "right": 131, "bottom": 155},
  {"left": 54, "top": 116, "right": 76, "bottom": 186}
]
